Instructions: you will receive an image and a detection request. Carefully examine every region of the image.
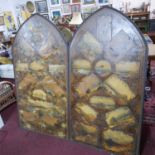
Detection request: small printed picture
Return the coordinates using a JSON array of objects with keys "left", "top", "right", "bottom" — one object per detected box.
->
[
  {"left": 83, "top": 0, "right": 95, "bottom": 4},
  {"left": 0, "top": 16, "right": 4, "bottom": 26},
  {"left": 72, "top": 0, "right": 81, "bottom": 3},
  {"left": 51, "top": 0, "right": 59, "bottom": 5},
  {"left": 99, "top": 0, "right": 108, "bottom": 3},
  {"left": 62, "top": 5, "right": 71, "bottom": 14},
  {"left": 62, "top": 0, "right": 70, "bottom": 4},
  {"left": 4, "top": 11, "right": 16, "bottom": 31},
  {"left": 52, "top": 10, "right": 61, "bottom": 18},
  {"left": 35, "top": 1, "right": 48, "bottom": 13},
  {"left": 71, "top": 4, "right": 81, "bottom": 12}
]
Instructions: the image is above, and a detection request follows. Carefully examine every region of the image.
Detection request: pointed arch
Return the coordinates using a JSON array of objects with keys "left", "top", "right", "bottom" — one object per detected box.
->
[
  {"left": 69, "top": 6, "right": 147, "bottom": 155},
  {"left": 13, "top": 14, "right": 68, "bottom": 138}
]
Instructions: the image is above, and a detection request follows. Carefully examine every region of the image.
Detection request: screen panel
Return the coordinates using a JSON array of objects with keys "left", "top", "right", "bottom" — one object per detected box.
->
[
  {"left": 13, "top": 14, "right": 68, "bottom": 138},
  {"left": 70, "top": 7, "right": 147, "bottom": 155}
]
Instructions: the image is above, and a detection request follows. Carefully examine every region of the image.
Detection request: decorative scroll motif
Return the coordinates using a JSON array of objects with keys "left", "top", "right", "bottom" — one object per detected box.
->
[
  {"left": 13, "top": 15, "right": 68, "bottom": 138},
  {"left": 70, "top": 7, "right": 147, "bottom": 155}
]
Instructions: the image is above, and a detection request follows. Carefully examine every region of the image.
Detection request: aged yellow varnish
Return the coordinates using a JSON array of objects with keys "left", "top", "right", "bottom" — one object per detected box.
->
[
  {"left": 95, "top": 60, "right": 112, "bottom": 77},
  {"left": 116, "top": 61, "right": 140, "bottom": 76},
  {"left": 105, "top": 107, "right": 136, "bottom": 128},
  {"left": 72, "top": 59, "right": 91, "bottom": 75},
  {"left": 90, "top": 96, "right": 116, "bottom": 110},
  {"left": 103, "top": 129, "right": 134, "bottom": 145},
  {"left": 75, "top": 103, "right": 97, "bottom": 122},
  {"left": 103, "top": 74, "right": 136, "bottom": 101},
  {"left": 75, "top": 74, "right": 101, "bottom": 97}
]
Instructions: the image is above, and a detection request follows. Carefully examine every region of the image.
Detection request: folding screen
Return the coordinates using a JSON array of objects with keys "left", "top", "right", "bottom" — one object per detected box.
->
[
  {"left": 70, "top": 7, "right": 147, "bottom": 155},
  {"left": 13, "top": 14, "right": 68, "bottom": 138},
  {"left": 13, "top": 7, "right": 147, "bottom": 155}
]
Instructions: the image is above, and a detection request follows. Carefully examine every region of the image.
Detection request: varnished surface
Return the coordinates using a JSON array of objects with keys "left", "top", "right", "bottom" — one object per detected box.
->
[
  {"left": 13, "top": 15, "right": 68, "bottom": 138},
  {"left": 70, "top": 7, "right": 147, "bottom": 155},
  {"left": 12, "top": 7, "right": 147, "bottom": 155}
]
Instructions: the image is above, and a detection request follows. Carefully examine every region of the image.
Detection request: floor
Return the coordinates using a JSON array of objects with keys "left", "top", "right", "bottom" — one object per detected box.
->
[
  {"left": 0, "top": 62, "right": 155, "bottom": 155},
  {"left": 1, "top": 105, "right": 155, "bottom": 155}
]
